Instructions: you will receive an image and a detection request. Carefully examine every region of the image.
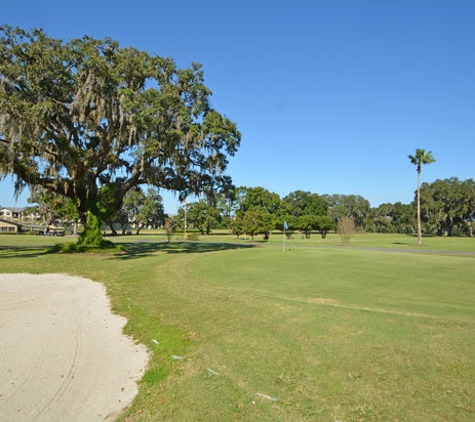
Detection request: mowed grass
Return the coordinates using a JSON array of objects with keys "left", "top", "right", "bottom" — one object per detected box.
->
[{"left": 1, "top": 233, "right": 474, "bottom": 421}]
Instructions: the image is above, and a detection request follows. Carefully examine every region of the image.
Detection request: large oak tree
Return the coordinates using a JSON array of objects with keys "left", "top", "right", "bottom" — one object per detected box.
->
[{"left": 0, "top": 26, "right": 240, "bottom": 246}]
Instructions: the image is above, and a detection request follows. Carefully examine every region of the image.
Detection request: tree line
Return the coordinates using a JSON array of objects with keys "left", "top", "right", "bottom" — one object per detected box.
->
[
  {"left": 171, "top": 179, "right": 475, "bottom": 239},
  {"left": 19, "top": 159, "right": 475, "bottom": 240}
]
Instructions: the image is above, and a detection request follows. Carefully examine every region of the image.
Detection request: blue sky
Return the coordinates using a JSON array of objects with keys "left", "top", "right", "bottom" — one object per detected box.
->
[{"left": 1, "top": 0, "right": 474, "bottom": 213}]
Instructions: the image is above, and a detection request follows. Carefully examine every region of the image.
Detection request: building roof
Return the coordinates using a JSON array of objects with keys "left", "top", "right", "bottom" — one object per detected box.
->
[
  {"left": 0, "top": 207, "right": 27, "bottom": 213},
  {"left": 0, "top": 217, "right": 23, "bottom": 227}
]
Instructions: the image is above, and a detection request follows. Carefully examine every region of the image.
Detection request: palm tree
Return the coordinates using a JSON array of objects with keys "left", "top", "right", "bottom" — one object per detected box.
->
[{"left": 408, "top": 149, "right": 436, "bottom": 245}]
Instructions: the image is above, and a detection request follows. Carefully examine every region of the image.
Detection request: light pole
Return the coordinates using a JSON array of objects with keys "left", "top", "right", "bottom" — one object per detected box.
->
[{"left": 184, "top": 199, "right": 187, "bottom": 238}]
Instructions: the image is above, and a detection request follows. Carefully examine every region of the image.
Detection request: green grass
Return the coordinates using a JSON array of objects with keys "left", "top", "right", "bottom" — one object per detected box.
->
[{"left": 1, "top": 233, "right": 474, "bottom": 421}]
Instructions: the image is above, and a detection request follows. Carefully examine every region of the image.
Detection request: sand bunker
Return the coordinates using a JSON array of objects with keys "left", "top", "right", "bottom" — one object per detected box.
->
[{"left": 0, "top": 273, "right": 149, "bottom": 422}]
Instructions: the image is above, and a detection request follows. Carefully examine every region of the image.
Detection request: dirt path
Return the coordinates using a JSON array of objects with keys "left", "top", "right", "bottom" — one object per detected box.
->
[{"left": 0, "top": 273, "right": 149, "bottom": 422}]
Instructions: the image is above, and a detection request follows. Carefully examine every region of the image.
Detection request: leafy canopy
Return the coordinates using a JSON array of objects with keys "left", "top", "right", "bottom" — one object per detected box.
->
[
  {"left": 408, "top": 149, "right": 436, "bottom": 174},
  {"left": 0, "top": 26, "right": 240, "bottom": 244}
]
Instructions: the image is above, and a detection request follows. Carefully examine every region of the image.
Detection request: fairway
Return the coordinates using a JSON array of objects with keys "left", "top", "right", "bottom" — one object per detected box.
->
[{"left": 0, "top": 234, "right": 474, "bottom": 421}]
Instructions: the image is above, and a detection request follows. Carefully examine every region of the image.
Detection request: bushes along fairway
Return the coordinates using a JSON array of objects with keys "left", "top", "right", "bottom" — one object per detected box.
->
[{"left": 0, "top": 234, "right": 474, "bottom": 421}]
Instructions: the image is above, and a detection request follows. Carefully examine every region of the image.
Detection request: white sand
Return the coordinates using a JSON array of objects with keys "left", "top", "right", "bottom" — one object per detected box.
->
[{"left": 0, "top": 273, "right": 149, "bottom": 422}]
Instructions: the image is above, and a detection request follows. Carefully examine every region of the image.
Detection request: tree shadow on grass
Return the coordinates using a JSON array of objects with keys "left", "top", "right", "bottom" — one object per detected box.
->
[
  {"left": 0, "top": 241, "right": 258, "bottom": 260},
  {"left": 109, "top": 240, "right": 258, "bottom": 260},
  {"left": 0, "top": 245, "right": 52, "bottom": 259}
]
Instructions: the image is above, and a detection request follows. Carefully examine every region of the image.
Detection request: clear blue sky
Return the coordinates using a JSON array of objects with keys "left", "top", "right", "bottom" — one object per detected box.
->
[{"left": 1, "top": 0, "right": 474, "bottom": 213}]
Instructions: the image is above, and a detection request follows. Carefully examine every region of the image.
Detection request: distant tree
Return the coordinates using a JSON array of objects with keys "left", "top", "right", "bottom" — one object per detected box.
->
[
  {"left": 114, "top": 187, "right": 165, "bottom": 235},
  {"left": 234, "top": 209, "right": 273, "bottom": 240},
  {"left": 408, "top": 149, "right": 436, "bottom": 245},
  {"left": 120, "top": 188, "right": 146, "bottom": 234},
  {"left": 0, "top": 26, "right": 240, "bottom": 247},
  {"left": 232, "top": 186, "right": 285, "bottom": 238},
  {"left": 420, "top": 178, "right": 475, "bottom": 236},
  {"left": 231, "top": 212, "right": 245, "bottom": 238},
  {"left": 368, "top": 205, "right": 390, "bottom": 233},
  {"left": 296, "top": 214, "right": 318, "bottom": 239},
  {"left": 105, "top": 208, "right": 129, "bottom": 235},
  {"left": 373, "top": 202, "right": 415, "bottom": 234},
  {"left": 323, "top": 194, "right": 371, "bottom": 230},
  {"left": 315, "top": 215, "right": 335, "bottom": 238},
  {"left": 134, "top": 188, "right": 166, "bottom": 234},
  {"left": 275, "top": 214, "right": 298, "bottom": 239},
  {"left": 229, "top": 186, "right": 248, "bottom": 213},
  {"left": 283, "top": 190, "right": 328, "bottom": 217},
  {"left": 240, "top": 186, "right": 284, "bottom": 215},
  {"left": 177, "top": 200, "right": 221, "bottom": 235},
  {"left": 28, "top": 187, "right": 79, "bottom": 232},
  {"left": 338, "top": 216, "right": 355, "bottom": 245},
  {"left": 214, "top": 192, "right": 236, "bottom": 232},
  {"left": 282, "top": 190, "right": 328, "bottom": 238}
]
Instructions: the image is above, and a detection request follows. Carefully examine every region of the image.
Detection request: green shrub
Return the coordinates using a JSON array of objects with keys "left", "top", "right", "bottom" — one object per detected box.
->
[{"left": 184, "top": 232, "right": 200, "bottom": 241}]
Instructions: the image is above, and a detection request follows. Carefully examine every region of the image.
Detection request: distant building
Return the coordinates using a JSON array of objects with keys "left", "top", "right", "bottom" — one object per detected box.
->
[
  {"left": 0, "top": 217, "right": 23, "bottom": 233},
  {"left": 0, "top": 206, "right": 43, "bottom": 234},
  {"left": 0, "top": 206, "right": 39, "bottom": 223},
  {"left": 0, "top": 207, "right": 26, "bottom": 220}
]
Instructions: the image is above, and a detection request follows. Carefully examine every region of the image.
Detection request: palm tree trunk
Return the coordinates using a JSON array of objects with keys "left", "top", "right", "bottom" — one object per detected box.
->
[{"left": 416, "top": 169, "right": 422, "bottom": 245}]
